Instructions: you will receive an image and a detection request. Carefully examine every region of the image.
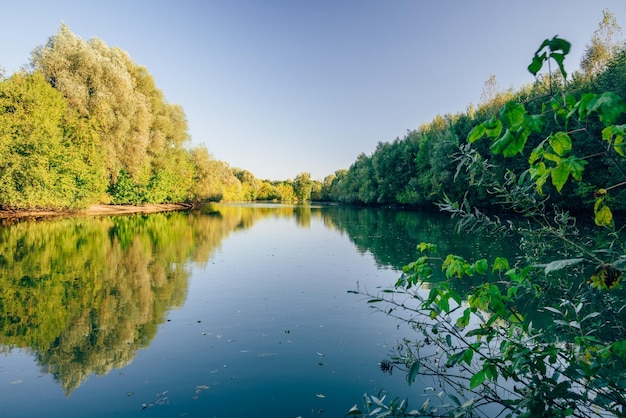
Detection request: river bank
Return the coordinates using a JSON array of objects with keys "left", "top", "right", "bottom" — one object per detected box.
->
[{"left": 0, "top": 203, "right": 193, "bottom": 222}]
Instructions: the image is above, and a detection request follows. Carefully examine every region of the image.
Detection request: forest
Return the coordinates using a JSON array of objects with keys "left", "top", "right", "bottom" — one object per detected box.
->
[
  {"left": 321, "top": 10, "right": 626, "bottom": 213},
  {"left": 0, "top": 24, "right": 313, "bottom": 210},
  {"left": 1, "top": 15, "right": 625, "bottom": 211}
]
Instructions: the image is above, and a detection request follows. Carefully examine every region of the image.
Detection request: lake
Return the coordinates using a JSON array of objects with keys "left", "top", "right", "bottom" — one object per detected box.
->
[{"left": 0, "top": 203, "right": 518, "bottom": 417}]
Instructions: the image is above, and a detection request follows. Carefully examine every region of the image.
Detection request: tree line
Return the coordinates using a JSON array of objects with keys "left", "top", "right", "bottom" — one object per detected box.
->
[
  {"left": 2, "top": 14, "right": 624, "bottom": 211},
  {"left": 0, "top": 24, "right": 315, "bottom": 210},
  {"left": 321, "top": 10, "right": 626, "bottom": 212}
]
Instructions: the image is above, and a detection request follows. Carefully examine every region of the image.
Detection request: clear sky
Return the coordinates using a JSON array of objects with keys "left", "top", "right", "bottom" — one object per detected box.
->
[{"left": 1, "top": 1, "right": 625, "bottom": 181}]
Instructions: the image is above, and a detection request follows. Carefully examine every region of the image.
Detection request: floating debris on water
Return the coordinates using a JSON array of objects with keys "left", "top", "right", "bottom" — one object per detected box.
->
[
  {"left": 141, "top": 390, "right": 169, "bottom": 410},
  {"left": 255, "top": 352, "right": 277, "bottom": 358}
]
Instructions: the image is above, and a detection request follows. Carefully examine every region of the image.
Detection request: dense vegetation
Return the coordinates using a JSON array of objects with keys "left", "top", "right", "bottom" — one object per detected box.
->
[
  {"left": 349, "top": 11, "right": 626, "bottom": 418},
  {"left": 3, "top": 14, "right": 626, "bottom": 211},
  {"left": 0, "top": 24, "right": 314, "bottom": 210},
  {"left": 321, "top": 11, "right": 626, "bottom": 213}
]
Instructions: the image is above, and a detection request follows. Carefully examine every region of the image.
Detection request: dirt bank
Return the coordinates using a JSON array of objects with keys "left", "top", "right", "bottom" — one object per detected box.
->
[{"left": 0, "top": 203, "right": 193, "bottom": 222}]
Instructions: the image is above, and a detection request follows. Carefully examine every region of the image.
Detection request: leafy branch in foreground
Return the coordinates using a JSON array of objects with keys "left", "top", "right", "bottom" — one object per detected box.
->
[{"left": 349, "top": 35, "right": 626, "bottom": 418}]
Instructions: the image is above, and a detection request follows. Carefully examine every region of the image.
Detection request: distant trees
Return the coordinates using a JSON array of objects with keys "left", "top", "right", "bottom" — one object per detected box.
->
[
  {"left": 580, "top": 9, "right": 622, "bottom": 78},
  {"left": 323, "top": 10, "right": 626, "bottom": 212},
  {"left": 293, "top": 172, "right": 312, "bottom": 201}
]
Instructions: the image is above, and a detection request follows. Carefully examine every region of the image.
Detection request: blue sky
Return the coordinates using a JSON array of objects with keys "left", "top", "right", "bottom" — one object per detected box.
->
[{"left": 2, "top": 1, "right": 625, "bottom": 181}]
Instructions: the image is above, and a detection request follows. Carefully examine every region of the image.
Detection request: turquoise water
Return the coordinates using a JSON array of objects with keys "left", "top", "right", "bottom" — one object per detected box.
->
[{"left": 0, "top": 204, "right": 513, "bottom": 417}]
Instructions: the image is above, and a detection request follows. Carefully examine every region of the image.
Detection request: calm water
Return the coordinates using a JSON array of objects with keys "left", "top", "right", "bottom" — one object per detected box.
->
[{"left": 0, "top": 203, "right": 517, "bottom": 417}]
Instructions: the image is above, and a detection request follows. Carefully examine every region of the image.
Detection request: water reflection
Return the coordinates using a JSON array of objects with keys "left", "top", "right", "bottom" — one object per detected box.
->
[
  {"left": 0, "top": 210, "right": 236, "bottom": 394},
  {"left": 0, "top": 203, "right": 516, "bottom": 398}
]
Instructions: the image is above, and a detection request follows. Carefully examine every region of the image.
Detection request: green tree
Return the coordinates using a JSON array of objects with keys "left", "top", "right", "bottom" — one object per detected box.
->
[
  {"left": 0, "top": 72, "right": 105, "bottom": 209},
  {"left": 31, "top": 24, "right": 193, "bottom": 205},
  {"left": 293, "top": 171, "right": 313, "bottom": 201},
  {"left": 233, "top": 168, "right": 258, "bottom": 201},
  {"left": 581, "top": 9, "right": 623, "bottom": 78}
]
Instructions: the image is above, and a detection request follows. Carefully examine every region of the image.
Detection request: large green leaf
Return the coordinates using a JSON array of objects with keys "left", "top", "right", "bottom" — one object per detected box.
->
[
  {"left": 469, "top": 369, "right": 485, "bottom": 389},
  {"left": 467, "top": 124, "right": 486, "bottom": 143},
  {"left": 500, "top": 101, "right": 526, "bottom": 129},
  {"left": 550, "top": 164, "right": 570, "bottom": 192},
  {"left": 563, "top": 156, "right": 587, "bottom": 181},
  {"left": 490, "top": 130, "right": 515, "bottom": 156},
  {"left": 549, "top": 132, "right": 572, "bottom": 156},
  {"left": 587, "top": 92, "right": 626, "bottom": 125}
]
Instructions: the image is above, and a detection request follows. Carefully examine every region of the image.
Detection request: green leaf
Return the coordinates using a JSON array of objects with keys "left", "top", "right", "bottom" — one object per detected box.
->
[
  {"left": 550, "top": 163, "right": 570, "bottom": 192},
  {"left": 549, "top": 132, "right": 572, "bottom": 156},
  {"left": 548, "top": 36, "right": 571, "bottom": 55},
  {"left": 456, "top": 308, "right": 471, "bottom": 328},
  {"left": 446, "top": 351, "right": 464, "bottom": 367},
  {"left": 467, "top": 124, "right": 486, "bottom": 143},
  {"left": 525, "top": 113, "right": 546, "bottom": 133},
  {"left": 500, "top": 101, "right": 526, "bottom": 129},
  {"left": 473, "top": 259, "right": 488, "bottom": 275},
  {"left": 562, "top": 156, "right": 587, "bottom": 181},
  {"left": 543, "top": 152, "right": 562, "bottom": 163},
  {"left": 484, "top": 117, "right": 503, "bottom": 139},
  {"left": 407, "top": 360, "right": 420, "bottom": 385},
  {"left": 465, "top": 327, "right": 493, "bottom": 338},
  {"left": 550, "top": 52, "right": 567, "bottom": 79},
  {"left": 462, "top": 347, "right": 474, "bottom": 365},
  {"left": 505, "top": 128, "right": 531, "bottom": 157},
  {"left": 529, "top": 144, "right": 545, "bottom": 164},
  {"left": 469, "top": 370, "right": 485, "bottom": 389},
  {"left": 490, "top": 129, "right": 515, "bottom": 155},
  {"left": 528, "top": 51, "right": 547, "bottom": 75},
  {"left": 587, "top": 92, "right": 626, "bottom": 125},
  {"left": 602, "top": 125, "right": 626, "bottom": 156},
  {"left": 492, "top": 257, "right": 510, "bottom": 273}
]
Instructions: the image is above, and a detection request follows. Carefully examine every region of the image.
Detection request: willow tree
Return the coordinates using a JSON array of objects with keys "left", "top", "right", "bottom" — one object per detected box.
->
[{"left": 31, "top": 24, "right": 192, "bottom": 204}]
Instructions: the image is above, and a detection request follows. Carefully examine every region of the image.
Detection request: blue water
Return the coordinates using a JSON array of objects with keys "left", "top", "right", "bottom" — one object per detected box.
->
[{"left": 0, "top": 205, "right": 437, "bottom": 417}]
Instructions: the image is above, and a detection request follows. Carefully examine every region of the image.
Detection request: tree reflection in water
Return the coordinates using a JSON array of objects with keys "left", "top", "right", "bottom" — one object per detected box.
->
[{"left": 0, "top": 203, "right": 518, "bottom": 395}]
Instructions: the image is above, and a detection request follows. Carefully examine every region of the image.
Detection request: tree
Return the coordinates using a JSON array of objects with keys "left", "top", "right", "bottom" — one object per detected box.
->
[
  {"left": 0, "top": 72, "right": 105, "bottom": 209},
  {"left": 233, "top": 169, "right": 258, "bottom": 201},
  {"left": 581, "top": 9, "right": 623, "bottom": 77},
  {"left": 351, "top": 36, "right": 626, "bottom": 418},
  {"left": 30, "top": 24, "right": 193, "bottom": 205},
  {"left": 293, "top": 172, "right": 313, "bottom": 202},
  {"left": 479, "top": 74, "right": 499, "bottom": 105}
]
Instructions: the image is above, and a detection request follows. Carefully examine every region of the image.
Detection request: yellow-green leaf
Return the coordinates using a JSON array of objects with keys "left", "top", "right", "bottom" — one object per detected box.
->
[
  {"left": 550, "top": 164, "right": 570, "bottom": 192},
  {"left": 595, "top": 205, "right": 613, "bottom": 227},
  {"left": 549, "top": 132, "right": 572, "bottom": 156}
]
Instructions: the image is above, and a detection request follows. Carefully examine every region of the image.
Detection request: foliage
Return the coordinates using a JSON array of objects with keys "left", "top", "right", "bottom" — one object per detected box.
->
[
  {"left": 325, "top": 11, "right": 626, "bottom": 211},
  {"left": 580, "top": 9, "right": 623, "bottom": 78},
  {"left": 0, "top": 24, "right": 264, "bottom": 209},
  {"left": 293, "top": 171, "right": 313, "bottom": 201},
  {"left": 350, "top": 34, "right": 626, "bottom": 418},
  {"left": 0, "top": 71, "right": 106, "bottom": 209}
]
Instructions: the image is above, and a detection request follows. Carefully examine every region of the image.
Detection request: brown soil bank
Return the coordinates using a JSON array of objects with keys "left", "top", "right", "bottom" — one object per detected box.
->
[{"left": 0, "top": 203, "right": 193, "bottom": 222}]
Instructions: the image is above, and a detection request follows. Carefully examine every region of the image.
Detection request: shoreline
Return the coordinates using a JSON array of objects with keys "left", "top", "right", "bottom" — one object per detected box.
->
[{"left": 0, "top": 203, "right": 193, "bottom": 221}]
